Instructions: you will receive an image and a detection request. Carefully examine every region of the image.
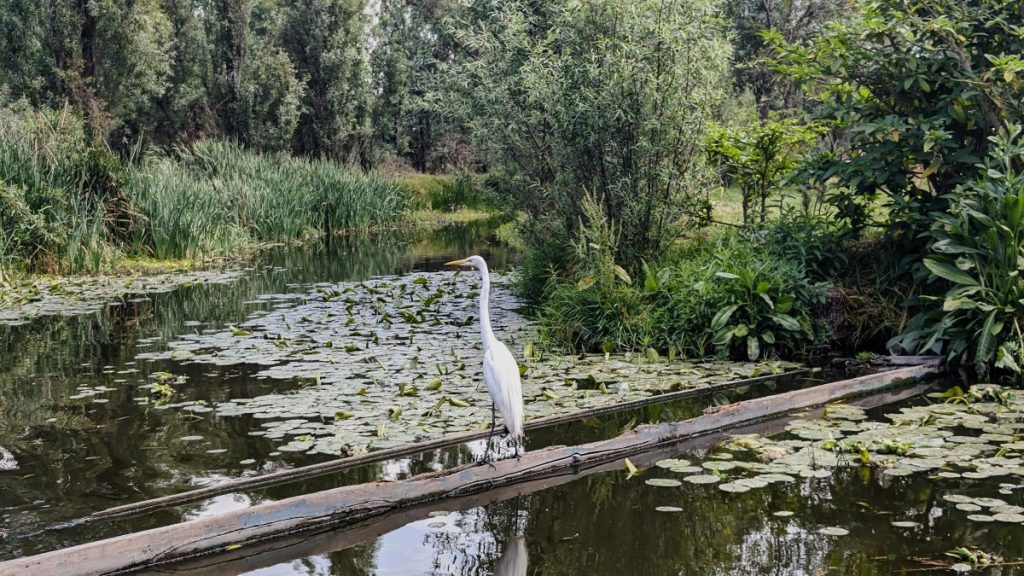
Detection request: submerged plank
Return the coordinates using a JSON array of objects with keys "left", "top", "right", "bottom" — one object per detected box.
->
[
  {"left": 87, "top": 368, "right": 808, "bottom": 522},
  {"left": 0, "top": 363, "right": 939, "bottom": 576}
]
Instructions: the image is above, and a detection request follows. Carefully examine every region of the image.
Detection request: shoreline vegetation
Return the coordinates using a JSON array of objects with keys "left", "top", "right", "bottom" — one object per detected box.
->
[
  {"left": 0, "top": 101, "right": 499, "bottom": 281},
  {"left": 1, "top": 0, "right": 1022, "bottom": 381}
]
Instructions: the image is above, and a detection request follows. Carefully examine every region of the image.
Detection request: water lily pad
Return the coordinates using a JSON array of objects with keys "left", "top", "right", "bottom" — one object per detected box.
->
[
  {"left": 656, "top": 458, "right": 690, "bottom": 469},
  {"left": 655, "top": 506, "right": 683, "bottom": 513},
  {"left": 890, "top": 521, "right": 920, "bottom": 528},
  {"left": 683, "top": 475, "right": 721, "bottom": 485},
  {"left": 670, "top": 465, "right": 704, "bottom": 474},
  {"left": 818, "top": 527, "right": 849, "bottom": 536},
  {"left": 179, "top": 436, "right": 204, "bottom": 442},
  {"left": 956, "top": 503, "right": 982, "bottom": 512},
  {"left": 943, "top": 494, "right": 973, "bottom": 504},
  {"left": 992, "top": 512, "right": 1024, "bottom": 523},
  {"left": 718, "top": 483, "right": 750, "bottom": 493},
  {"left": 966, "top": 514, "right": 995, "bottom": 522},
  {"left": 645, "top": 478, "right": 682, "bottom": 488},
  {"left": 702, "top": 461, "right": 736, "bottom": 472},
  {"left": 772, "top": 511, "right": 794, "bottom": 517}
]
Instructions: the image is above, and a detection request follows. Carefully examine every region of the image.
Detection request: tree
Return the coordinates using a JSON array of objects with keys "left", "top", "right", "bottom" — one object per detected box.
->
[
  {"left": 436, "top": 0, "right": 730, "bottom": 280},
  {"left": 726, "top": 0, "right": 848, "bottom": 118},
  {"left": 283, "top": 0, "right": 372, "bottom": 165},
  {"left": 706, "top": 119, "right": 821, "bottom": 226},
  {"left": 770, "top": 0, "right": 1024, "bottom": 236}
]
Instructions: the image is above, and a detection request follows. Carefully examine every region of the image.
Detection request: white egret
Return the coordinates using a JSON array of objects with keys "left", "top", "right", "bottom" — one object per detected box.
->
[{"left": 445, "top": 255, "right": 525, "bottom": 458}]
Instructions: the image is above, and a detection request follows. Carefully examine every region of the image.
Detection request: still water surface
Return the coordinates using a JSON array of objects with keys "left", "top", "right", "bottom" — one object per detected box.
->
[{"left": 0, "top": 222, "right": 1021, "bottom": 574}]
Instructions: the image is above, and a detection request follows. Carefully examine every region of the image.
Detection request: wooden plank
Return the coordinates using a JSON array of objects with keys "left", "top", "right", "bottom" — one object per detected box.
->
[
  {"left": 156, "top": 380, "right": 938, "bottom": 576},
  {"left": 86, "top": 368, "right": 809, "bottom": 522},
  {"left": 0, "top": 363, "right": 939, "bottom": 576}
]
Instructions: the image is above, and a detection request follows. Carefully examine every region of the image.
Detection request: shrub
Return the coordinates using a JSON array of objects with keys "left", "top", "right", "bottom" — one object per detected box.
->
[
  {"left": 890, "top": 126, "right": 1024, "bottom": 379},
  {"left": 0, "top": 99, "right": 128, "bottom": 272},
  {"left": 539, "top": 204, "right": 830, "bottom": 360},
  {"left": 770, "top": 0, "right": 1024, "bottom": 238}
]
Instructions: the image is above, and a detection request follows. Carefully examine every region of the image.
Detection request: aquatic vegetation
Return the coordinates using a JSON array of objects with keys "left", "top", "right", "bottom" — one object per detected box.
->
[
  {"left": 129, "top": 141, "right": 411, "bottom": 260},
  {"left": 654, "top": 383, "right": 1024, "bottom": 528},
  {"left": 134, "top": 270, "right": 798, "bottom": 455},
  {"left": 0, "top": 270, "right": 242, "bottom": 326}
]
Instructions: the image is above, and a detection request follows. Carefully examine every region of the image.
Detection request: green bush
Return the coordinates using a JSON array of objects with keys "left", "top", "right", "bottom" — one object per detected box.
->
[
  {"left": 891, "top": 127, "right": 1024, "bottom": 379},
  {"left": 0, "top": 99, "right": 128, "bottom": 272},
  {"left": 437, "top": 0, "right": 730, "bottom": 286},
  {"left": 761, "top": 211, "right": 851, "bottom": 281},
  {"left": 539, "top": 200, "right": 829, "bottom": 359}
]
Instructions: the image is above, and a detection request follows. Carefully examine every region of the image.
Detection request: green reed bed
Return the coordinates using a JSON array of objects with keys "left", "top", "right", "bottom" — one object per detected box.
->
[
  {"left": 0, "top": 101, "right": 412, "bottom": 272},
  {"left": 130, "top": 141, "right": 411, "bottom": 260}
]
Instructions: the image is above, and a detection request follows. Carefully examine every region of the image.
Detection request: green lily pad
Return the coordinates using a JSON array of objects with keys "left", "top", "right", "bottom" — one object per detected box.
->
[
  {"left": 818, "top": 527, "right": 849, "bottom": 536},
  {"left": 890, "top": 521, "right": 920, "bottom": 528},
  {"left": 646, "top": 478, "right": 682, "bottom": 488},
  {"left": 683, "top": 475, "right": 721, "bottom": 485}
]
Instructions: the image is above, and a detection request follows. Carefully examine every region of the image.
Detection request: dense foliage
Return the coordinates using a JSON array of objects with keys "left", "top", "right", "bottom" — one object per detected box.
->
[
  {"left": 0, "top": 0, "right": 454, "bottom": 167},
  {"left": 891, "top": 128, "right": 1024, "bottom": 379},
  {"left": 770, "top": 0, "right": 1024, "bottom": 235},
  {"left": 540, "top": 198, "right": 829, "bottom": 359},
  {"left": 0, "top": 101, "right": 409, "bottom": 271},
  {"left": 436, "top": 0, "right": 731, "bottom": 292}
]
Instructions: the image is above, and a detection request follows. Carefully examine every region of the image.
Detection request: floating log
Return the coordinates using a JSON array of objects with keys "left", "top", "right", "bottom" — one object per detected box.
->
[
  {"left": 155, "top": 380, "right": 939, "bottom": 576},
  {"left": 0, "top": 363, "right": 939, "bottom": 576},
  {"left": 86, "top": 368, "right": 810, "bottom": 522}
]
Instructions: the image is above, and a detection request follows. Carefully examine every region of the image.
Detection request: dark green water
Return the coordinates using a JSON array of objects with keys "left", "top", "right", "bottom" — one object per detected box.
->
[{"left": 1, "top": 221, "right": 1021, "bottom": 575}]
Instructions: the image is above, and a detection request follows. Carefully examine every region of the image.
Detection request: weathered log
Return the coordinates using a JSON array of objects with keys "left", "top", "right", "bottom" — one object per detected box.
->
[
  {"left": 154, "top": 380, "right": 938, "bottom": 576},
  {"left": 0, "top": 363, "right": 939, "bottom": 576},
  {"left": 87, "top": 368, "right": 810, "bottom": 522}
]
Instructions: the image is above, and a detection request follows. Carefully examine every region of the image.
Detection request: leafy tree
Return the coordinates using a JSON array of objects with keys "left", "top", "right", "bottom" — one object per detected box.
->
[
  {"left": 370, "top": 0, "right": 453, "bottom": 170},
  {"left": 706, "top": 119, "right": 821, "bottom": 225},
  {"left": 726, "top": 0, "right": 848, "bottom": 118},
  {"left": 283, "top": 0, "right": 372, "bottom": 165},
  {"left": 769, "top": 0, "right": 1024, "bottom": 236},
  {"left": 436, "top": 0, "right": 730, "bottom": 282}
]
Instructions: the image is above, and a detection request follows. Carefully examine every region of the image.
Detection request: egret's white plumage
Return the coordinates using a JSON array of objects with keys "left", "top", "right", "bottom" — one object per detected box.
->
[{"left": 446, "top": 255, "right": 525, "bottom": 447}]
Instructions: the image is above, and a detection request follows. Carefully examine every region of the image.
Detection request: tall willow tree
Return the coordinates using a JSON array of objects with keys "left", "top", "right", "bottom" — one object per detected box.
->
[{"left": 436, "top": 0, "right": 731, "bottom": 280}]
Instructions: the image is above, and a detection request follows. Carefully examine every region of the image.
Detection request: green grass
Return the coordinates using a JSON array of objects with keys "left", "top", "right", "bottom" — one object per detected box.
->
[
  {"left": 127, "top": 141, "right": 411, "bottom": 260},
  {"left": 0, "top": 99, "right": 414, "bottom": 270}
]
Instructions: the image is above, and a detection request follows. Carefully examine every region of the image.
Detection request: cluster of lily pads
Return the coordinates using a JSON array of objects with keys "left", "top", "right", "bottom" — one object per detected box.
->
[
  {"left": 0, "top": 270, "right": 242, "bottom": 326},
  {"left": 136, "top": 270, "right": 797, "bottom": 455},
  {"left": 645, "top": 384, "right": 1024, "bottom": 529}
]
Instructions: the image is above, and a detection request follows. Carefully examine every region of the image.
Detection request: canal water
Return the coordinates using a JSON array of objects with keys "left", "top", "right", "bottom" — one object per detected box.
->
[{"left": 0, "top": 222, "right": 1020, "bottom": 575}]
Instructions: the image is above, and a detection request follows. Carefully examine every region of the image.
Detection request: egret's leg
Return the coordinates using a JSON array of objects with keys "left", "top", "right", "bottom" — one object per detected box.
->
[{"left": 481, "top": 404, "right": 497, "bottom": 464}]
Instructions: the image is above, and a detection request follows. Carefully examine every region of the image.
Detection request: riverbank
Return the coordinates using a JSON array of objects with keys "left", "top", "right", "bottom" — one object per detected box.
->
[{"left": 1, "top": 101, "right": 505, "bottom": 279}]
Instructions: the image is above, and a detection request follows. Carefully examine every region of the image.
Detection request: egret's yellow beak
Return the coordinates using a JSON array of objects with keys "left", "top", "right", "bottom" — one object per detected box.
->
[{"left": 445, "top": 258, "right": 470, "bottom": 266}]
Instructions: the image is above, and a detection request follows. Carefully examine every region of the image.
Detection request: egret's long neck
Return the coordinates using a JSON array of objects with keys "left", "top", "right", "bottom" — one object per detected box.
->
[{"left": 477, "top": 262, "right": 496, "bottom": 349}]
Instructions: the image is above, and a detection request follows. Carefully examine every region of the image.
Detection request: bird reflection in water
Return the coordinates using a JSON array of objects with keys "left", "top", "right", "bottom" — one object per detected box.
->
[{"left": 493, "top": 535, "right": 527, "bottom": 576}]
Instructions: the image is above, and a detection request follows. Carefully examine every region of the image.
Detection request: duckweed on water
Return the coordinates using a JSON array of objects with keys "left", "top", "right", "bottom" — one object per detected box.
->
[{"left": 129, "top": 270, "right": 797, "bottom": 456}]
